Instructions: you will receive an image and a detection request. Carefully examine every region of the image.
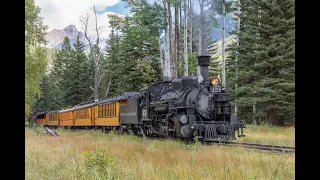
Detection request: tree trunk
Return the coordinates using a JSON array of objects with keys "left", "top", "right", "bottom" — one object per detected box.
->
[
  {"left": 168, "top": 2, "right": 177, "bottom": 79},
  {"left": 179, "top": 2, "right": 183, "bottom": 60},
  {"left": 93, "top": 52, "right": 99, "bottom": 100},
  {"left": 198, "top": 0, "right": 203, "bottom": 56},
  {"left": 159, "top": 36, "right": 164, "bottom": 76},
  {"left": 175, "top": 3, "right": 179, "bottom": 76},
  {"left": 189, "top": 0, "right": 193, "bottom": 53},
  {"left": 253, "top": 103, "right": 256, "bottom": 125},
  {"left": 79, "top": 6, "right": 103, "bottom": 101},
  {"left": 221, "top": 0, "right": 226, "bottom": 87},
  {"left": 164, "top": 0, "right": 171, "bottom": 80},
  {"left": 184, "top": 0, "right": 188, "bottom": 76},
  {"left": 105, "top": 76, "right": 112, "bottom": 98},
  {"left": 235, "top": 0, "right": 240, "bottom": 115}
]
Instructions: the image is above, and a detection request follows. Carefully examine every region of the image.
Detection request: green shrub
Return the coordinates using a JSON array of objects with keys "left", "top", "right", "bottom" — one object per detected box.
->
[{"left": 84, "top": 148, "right": 120, "bottom": 179}]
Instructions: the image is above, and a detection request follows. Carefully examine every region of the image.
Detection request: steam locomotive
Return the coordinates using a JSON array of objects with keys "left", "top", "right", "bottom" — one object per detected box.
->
[
  {"left": 33, "top": 56, "right": 245, "bottom": 142},
  {"left": 133, "top": 55, "right": 246, "bottom": 141}
]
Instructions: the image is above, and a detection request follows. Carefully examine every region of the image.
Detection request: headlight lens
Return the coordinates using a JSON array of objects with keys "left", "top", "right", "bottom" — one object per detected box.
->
[{"left": 211, "top": 78, "right": 219, "bottom": 86}]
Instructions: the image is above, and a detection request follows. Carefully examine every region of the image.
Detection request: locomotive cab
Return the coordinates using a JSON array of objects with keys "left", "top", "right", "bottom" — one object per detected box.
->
[{"left": 139, "top": 82, "right": 171, "bottom": 121}]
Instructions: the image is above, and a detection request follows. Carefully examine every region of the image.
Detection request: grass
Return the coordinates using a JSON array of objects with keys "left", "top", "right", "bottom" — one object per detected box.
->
[
  {"left": 233, "top": 124, "right": 295, "bottom": 146},
  {"left": 26, "top": 126, "right": 294, "bottom": 180}
]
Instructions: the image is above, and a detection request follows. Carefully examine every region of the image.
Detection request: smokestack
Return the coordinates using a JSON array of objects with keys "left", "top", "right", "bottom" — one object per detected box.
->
[{"left": 197, "top": 55, "right": 210, "bottom": 81}]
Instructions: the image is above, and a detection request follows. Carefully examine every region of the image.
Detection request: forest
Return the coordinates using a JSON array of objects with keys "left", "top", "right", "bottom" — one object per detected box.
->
[{"left": 25, "top": 0, "right": 295, "bottom": 126}]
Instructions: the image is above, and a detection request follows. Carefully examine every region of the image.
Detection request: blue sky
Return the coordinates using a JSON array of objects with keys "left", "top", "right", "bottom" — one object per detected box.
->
[
  {"left": 98, "top": 1, "right": 129, "bottom": 15},
  {"left": 98, "top": 0, "right": 162, "bottom": 16},
  {"left": 97, "top": 0, "right": 201, "bottom": 15}
]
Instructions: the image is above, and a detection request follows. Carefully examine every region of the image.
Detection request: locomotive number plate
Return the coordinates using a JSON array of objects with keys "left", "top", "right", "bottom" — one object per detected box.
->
[{"left": 210, "top": 86, "right": 221, "bottom": 93}]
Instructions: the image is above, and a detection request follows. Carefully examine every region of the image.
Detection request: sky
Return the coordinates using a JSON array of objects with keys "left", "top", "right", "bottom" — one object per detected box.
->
[
  {"left": 35, "top": 0, "right": 202, "bottom": 39},
  {"left": 35, "top": 0, "right": 128, "bottom": 39}
]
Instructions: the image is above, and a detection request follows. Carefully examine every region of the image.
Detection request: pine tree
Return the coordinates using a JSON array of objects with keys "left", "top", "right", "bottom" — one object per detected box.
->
[
  {"left": 227, "top": 0, "right": 295, "bottom": 125},
  {"left": 52, "top": 37, "right": 72, "bottom": 108},
  {"left": 114, "top": 0, "right": 164, "bottom": 92},
  {"left": 119, "top": 18, "right": 156, "bottom": 91},
  {"left": 80, "top": 60, "right": 93, "bottom": 101},
  {"left": 188, "top": 53, "right": 198, "bottom": 76},
  {"left": 104, "top": 14, "right": 124, "bottom": 97},
  {"left": 63, "top": 36, "right": 89, "bottom": 106},
  {"left": 35, "top": 37, "right": 93, "bottom": 110},
  {"left": 33, "top": 72, "right": 51, "bottom": 112},
  {"left": 252, "top": 0, "right": 295, "bottom": 125},
  {"left": 208, "top": 40, "right": 220, "bottom": 77},
  {"left": 226, "top": 0, "right": 264, "bottom": 123},
  {"left": 76, "top": 41, "right": 93, "bottom": 103}
]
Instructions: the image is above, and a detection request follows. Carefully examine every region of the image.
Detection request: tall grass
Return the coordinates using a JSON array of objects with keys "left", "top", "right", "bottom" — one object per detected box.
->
[
  {"left": 26, "top": 127, "right": 294, "bottom": 180},
  {"left": 233, "top": 124, "right": 295, "bottom": 146}
]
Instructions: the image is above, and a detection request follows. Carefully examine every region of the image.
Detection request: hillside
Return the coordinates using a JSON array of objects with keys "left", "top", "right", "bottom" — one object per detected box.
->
[{"left": 211, "top": 34, "right": 236, "bottom": 58}]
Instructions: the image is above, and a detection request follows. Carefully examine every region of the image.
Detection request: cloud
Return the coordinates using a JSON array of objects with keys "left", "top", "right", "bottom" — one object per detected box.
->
[{"left": 35, "top": 0, "right": 123, "bottom": 39}]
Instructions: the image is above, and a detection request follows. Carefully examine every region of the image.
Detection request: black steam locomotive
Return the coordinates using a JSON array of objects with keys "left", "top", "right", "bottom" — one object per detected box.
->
[
  {"left": 34, "top": 55, "right": 245, "bottom": 142},
  {"left": 121, "top": 55, "right": 246, "bottom": 142}
]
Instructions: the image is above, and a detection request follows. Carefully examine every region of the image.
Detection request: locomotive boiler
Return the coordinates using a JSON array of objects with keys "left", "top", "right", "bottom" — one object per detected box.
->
[{"left": 138, "top": 55, "right": 245, "bottom": 141}]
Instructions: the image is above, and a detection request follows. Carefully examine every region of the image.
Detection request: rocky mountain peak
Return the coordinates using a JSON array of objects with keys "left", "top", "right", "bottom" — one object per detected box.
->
[
  {"left": 63, "top": 25, "right": 78, "bottom": 37},
  {"left": 46, "top": 25, "right": 87, "bottom": 51}
]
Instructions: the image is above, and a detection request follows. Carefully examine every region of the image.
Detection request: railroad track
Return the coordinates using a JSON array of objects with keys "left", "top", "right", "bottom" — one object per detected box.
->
[
  {"left": 34, "top": 127, "right": 295, "bottom": 153},
  {"left": 210, "top": 141, "right": 295, "bottom": 153}
]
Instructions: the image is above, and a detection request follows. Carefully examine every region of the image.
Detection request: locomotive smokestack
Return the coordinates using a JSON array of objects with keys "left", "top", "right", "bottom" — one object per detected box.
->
[{"left": 197, "top": 55, "right": 210, "bottom": 81}]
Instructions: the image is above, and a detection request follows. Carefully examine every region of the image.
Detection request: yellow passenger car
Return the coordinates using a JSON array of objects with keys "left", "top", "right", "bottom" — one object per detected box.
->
[
  {"left": 47, "top": 110, "right": 60, "bottom": 126},
  {"left": 35, "top": 112, "right": 48, "bottom": 126},
  {"left": 73, "top": 103, "right": 95, "bottom": 126},
  {"left": 59, "top": 109, "right": 74, "bottom": 126},
  {"left": 95, "top": 101, "right": 120, "bottom": 126}
]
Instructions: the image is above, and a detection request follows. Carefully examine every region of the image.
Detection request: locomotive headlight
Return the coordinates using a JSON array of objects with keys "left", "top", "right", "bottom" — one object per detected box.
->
[{"left": 211, "top": 78, "right": 219, "bottom": 86}]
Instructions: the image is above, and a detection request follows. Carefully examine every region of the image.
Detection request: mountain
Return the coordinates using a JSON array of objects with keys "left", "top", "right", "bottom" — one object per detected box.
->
[
  {"left": 46, "top": 25, "right": 88, "bottom": 51},
  {"left": 191, "top": 10, "right": 236, "bottom": 43},
  {"left": 211, "top": 13, "right": 236, "bottom": 41},
  {"left": 211, "top": 35, "right": 236, "bottom": 57}
]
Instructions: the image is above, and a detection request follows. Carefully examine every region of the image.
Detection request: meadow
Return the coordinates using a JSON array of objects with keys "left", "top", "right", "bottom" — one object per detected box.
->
[
  {"left": 232, "top": 124, "right": 295, "bottom": 146},
  {"left": 25, "top": 125, "right": 295, "bottom": 180}
]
